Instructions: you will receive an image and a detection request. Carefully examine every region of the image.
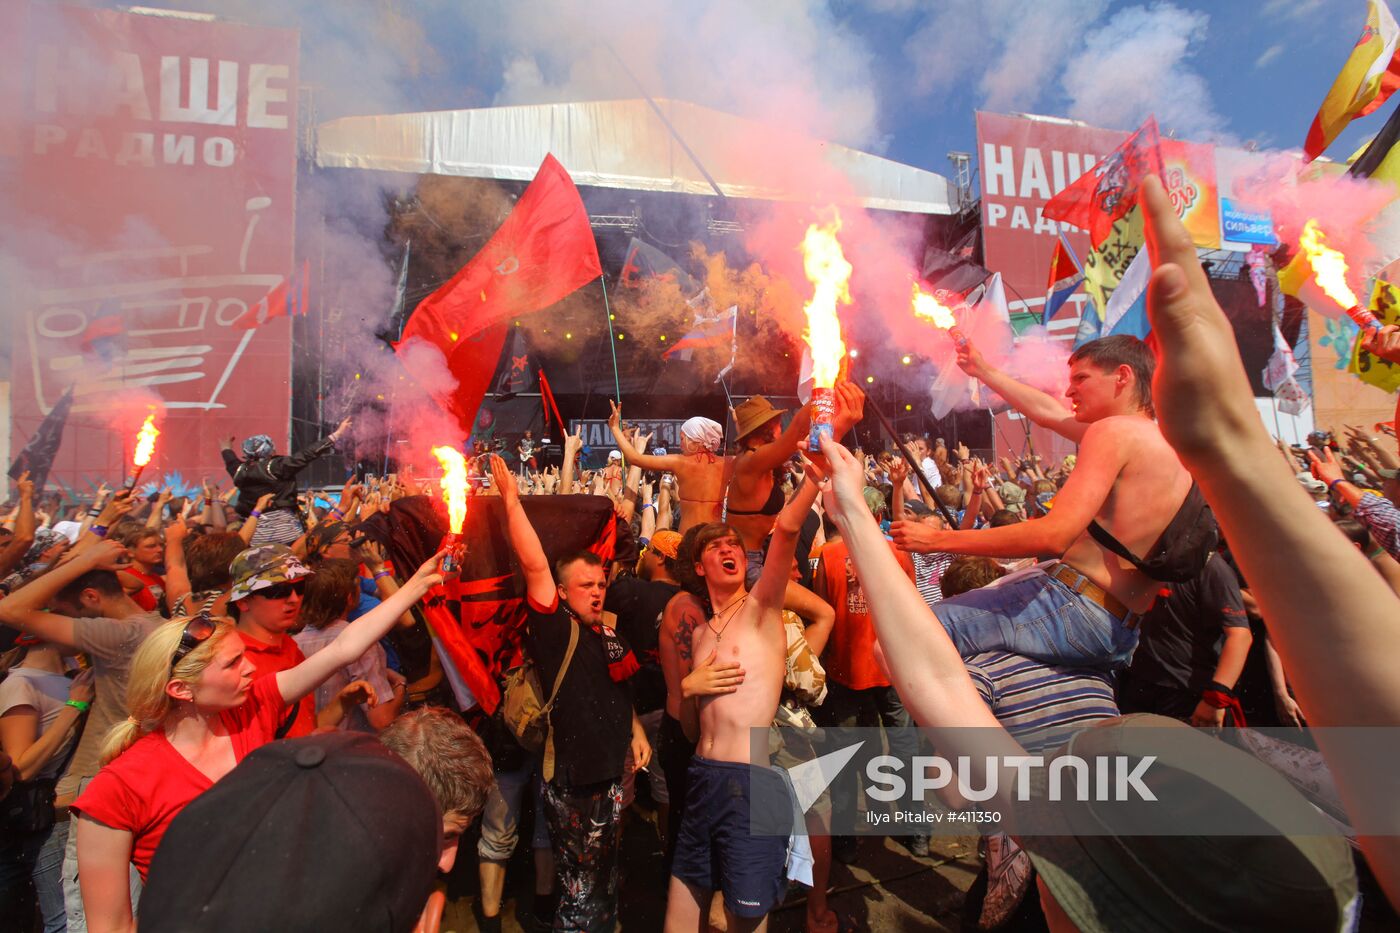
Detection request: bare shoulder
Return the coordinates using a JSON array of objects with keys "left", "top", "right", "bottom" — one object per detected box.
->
[{"left": 662, "top": 591, "right": 705, "bottom": 631}]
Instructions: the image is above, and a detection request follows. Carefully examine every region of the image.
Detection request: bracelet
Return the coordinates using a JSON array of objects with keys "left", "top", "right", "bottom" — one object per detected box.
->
[
  {"left": 372, "top": 570, "right": 391, "bottom": 581},
  {"left": 66, "top": 699, "right": 90, "bottom": 713},
  {"left": 1327, "top": 478, "right": 1346, "bottom": 492},
  {"left": 329, "top": 508, "right": 345, "bottom": 520},
  {"left": 250, "top": 509, "right": 263, "bottom": 518},
  {"left": 641, "top": 502, "right": 656, "bottom": 512},
  {"left": 90, "top": 524, "right": 108, "bottom": 537},
  {"left": 87, "top": 508, "right": 101, "bottom": 518}
]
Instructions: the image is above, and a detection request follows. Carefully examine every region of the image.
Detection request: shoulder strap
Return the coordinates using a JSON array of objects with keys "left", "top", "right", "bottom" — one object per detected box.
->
[
  {"left": 541, "top": 620, "right": 580, "bottom": 711},
  {"left": 1087, "top": 518, "right": 1142, "bottom": 568},
  {"left": 1087, "top": 482, "right": 1205, "bottom": 571}
]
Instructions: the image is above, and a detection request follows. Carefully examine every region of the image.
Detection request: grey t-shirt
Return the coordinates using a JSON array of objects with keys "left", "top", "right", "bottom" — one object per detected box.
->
[
  {"left": 55, "top": 611, "right": 162, "bottom": 800},
  {"left": 0, "top": 666, "right": 77, "bottom": 781}
]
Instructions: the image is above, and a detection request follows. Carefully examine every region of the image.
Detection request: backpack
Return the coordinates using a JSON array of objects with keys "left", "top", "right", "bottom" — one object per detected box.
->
[
  {"left": 500, "top": 620, "right": 578, "bottom": 782},
  {"left": 1088, "top": 481, "right": 1219, "bottom": 583}
]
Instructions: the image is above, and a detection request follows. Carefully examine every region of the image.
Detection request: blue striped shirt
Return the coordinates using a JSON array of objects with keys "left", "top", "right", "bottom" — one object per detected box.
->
[{"left": 964, "top": 651, "right": 1119, "bottom": 752}]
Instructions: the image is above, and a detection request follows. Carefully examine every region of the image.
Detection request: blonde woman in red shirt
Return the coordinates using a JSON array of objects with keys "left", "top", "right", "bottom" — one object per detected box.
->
[{"left": 70, "top": 551, "right": 445, "bottom": 933}]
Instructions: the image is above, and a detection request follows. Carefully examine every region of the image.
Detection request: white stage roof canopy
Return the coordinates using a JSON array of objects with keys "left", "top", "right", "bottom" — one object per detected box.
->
[{"left": 315, "top": 98, "right": 954, "bottom": 215}]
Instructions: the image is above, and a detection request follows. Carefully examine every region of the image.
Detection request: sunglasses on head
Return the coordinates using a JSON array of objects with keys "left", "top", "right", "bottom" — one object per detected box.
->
[
  {"left": 254, "top": 579, "right": 306, "bottom": 600},
  {"left": 170, "top": 613, "right": 217, "bottom": 668}
]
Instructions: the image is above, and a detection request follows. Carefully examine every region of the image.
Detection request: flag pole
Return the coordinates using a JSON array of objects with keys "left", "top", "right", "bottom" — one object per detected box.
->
[{"left": 599, "top": 275, "right": 623, "bottom": 402}]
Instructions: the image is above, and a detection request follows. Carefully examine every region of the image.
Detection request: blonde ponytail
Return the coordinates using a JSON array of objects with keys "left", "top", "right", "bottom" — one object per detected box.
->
[{"left": 99, "top": 618, "right": 235, "bottom": 765}]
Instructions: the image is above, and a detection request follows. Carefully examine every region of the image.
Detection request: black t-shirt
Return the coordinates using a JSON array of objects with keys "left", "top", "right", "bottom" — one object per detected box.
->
[
  {"left": 523, "top": 596, "right": 634, "bottom": 787},
  {"left": 604, "top": 576, "right": 680, "bottom": 714},
  {"left": 1128, "top": 554, "right": 1248, "bottom": 692}
]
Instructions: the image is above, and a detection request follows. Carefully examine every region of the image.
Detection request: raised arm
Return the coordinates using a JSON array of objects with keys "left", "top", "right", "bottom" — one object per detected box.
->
[
  {"left": 0, "top": 540, "right": 128, "bottom": 649},
  {"left": 162, "top": 521, "right": 192, "bottom": 613},
  {"left": 489, "top": 454, "right": 556, "bottom": 608},
  {"left": 268, "top": 418, "right": 349, "bottom": 480},
  {"left": 1141, "top": 172, "right": 1400, "bottom": 904},
  {"left": 734, "top": 405, "right": 814, "bottom": 477},
  {"left": 751, "top": 474, "right": 820, "bottom": 609},
  {"left": 276, "top": 553, "right": 441, "bottom": 705},
  {"left": 609, "top": 402, "right": 682, "bottom": 473},
  {"left": 957, "top": 339, "right": 1086, "bottom": 442},
  {"left": 0, "top": 474, "right": 37, "bottom": 580},
  {"left": 561, "top": 426, "right": 582, "bottom": 496}
]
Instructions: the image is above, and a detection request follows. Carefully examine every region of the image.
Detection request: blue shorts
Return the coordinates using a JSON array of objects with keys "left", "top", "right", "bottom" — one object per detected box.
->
[{"left": 670, "top": 757, "right": 790, "bottom": 919}]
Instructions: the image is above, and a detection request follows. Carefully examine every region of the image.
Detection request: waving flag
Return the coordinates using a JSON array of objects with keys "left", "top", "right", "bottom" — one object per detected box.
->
[
  {"left": 396, "top": 155, "right": 601, "bottom": 433},
  {"left": 664, "top": 304, "right": 738, "bottom": 361},
  {"left": 1043, "top": 234, "right": 1084, "bottom": 325},
  {"left": 620, "top": 238, "right": 700, "bottom": 294},
  {"left": 1305, "top": 0, "right": 1400, "bottom": 161},
  {"left": 232, "top": 259, "right": 310, "bottom": 329},
  {"left": 9, "top": 385, "right": 73, "bottom": 491},
  {"left": 1044, "top": 116, "right": 1164, "bottom": 247}
]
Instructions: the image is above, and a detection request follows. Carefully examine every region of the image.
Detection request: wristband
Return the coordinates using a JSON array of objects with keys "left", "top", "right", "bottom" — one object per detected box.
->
[
  {"left": 66, "top": 699, "right": 90, "bottom": 713},
  {"left": 87, "top": 508, "right": 101, "bottom": 518},
  {"left": 1327, "top": 478, "right": 1346, "bottom": 492},
  {"left": 90, "top": 524, "right": 108, "bottom": 537},
  {"left": 641, "top": 502, "right": 656, "bottom": 512},
  {"left": 330, "top": 508, "right": 345, "bottom": 520},
  {"left": 372, "top": 570, "right": 391, "bottom": 581},
  {"left": 250, "top": 509, "right": 263, "bottom": 518}
]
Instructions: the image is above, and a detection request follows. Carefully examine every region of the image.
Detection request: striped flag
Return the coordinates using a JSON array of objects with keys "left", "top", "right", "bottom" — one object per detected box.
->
[
  {"left": 232, "top": 259, "right": 310, "bottom": 329},
  {"left": 1304, "top": 0, "right": 1400, "bottom": 161},
  {"left": 1043, "top": 234, "right": 1084, "bottom": 325},
  {"left": 664, "top": 303, "right": 738, "bottom": 361}
]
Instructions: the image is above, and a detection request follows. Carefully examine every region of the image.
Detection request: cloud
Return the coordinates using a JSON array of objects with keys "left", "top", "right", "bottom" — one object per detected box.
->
[
  {"left": 1061, "top": 4, "right": 1232, "bottom": 142},
  {"left": 1261, "top": 0, "right": 1327, "bottom": 21},
  {"left": 1255, "top": 43, "right": 1285, "bottom": 69}
]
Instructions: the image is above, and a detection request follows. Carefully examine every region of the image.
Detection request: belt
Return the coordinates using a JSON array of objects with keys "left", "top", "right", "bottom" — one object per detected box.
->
[{"left": 1045, "top": 562, "right": 1140, "bottom": 629}]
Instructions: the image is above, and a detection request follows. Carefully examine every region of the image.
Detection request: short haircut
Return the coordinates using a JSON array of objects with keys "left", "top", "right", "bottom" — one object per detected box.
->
[
  {"left": 301, "top": 558, "right": 360, "bottom": 630},
  {"left": 554, "top": 549, "right": 603, "bottom": 584},
  {"left": 939, "top": 556, "right": 1005, "bottom": 599},
  {"left": 989, "top": 509, "right": 1023, "bottom": 527},
  {"left": 113, "top": 524, "right": 160, "bottom": 549},
  {"left": 1033, "top": 479, "right": 1058, "bottom": 496},
  {"left": 1333, "top": 518, "right": 1371, "bottom": 549},
  {"left": 935, "top": 485, "right": 962, "bottom": 508},
  {"left": 55, "top": 569, "right": 124, "bottom": 606},
  {"left": 677, "top": 522, "right": 742, "bottom": 595},
  {"left": 1069, "top": 335, "right": 1155, "bottom": 416},
  {"left": 184, "top": 532, "right": 247, "bottom": 593},
  {"left": 380, "top": 707, "right": 494, "bottom": 822}
]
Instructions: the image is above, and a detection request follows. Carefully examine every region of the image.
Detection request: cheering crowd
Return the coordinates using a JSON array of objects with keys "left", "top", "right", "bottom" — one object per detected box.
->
[{"left": 1, "top": 177, "right": 1397, "bottom": 932}]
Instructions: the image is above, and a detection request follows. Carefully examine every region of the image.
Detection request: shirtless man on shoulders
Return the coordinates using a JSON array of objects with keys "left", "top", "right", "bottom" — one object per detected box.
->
[
  {"left": 663, "top": 474, "right": 821, "bottom": 932},
  {"left": 890, "top": 334, "right": 1194, "bottom": 668}
]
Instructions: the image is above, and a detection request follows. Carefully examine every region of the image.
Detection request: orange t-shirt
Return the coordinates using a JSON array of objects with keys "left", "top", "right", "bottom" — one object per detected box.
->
[{"left": 818, "top": 538, "right": 914, "bottom": 690}]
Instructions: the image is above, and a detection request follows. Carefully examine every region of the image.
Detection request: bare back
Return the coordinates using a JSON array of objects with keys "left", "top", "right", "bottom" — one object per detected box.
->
[
  {"left": 671, "top": 455, "right": 729, "bottom": 532},
  {"left": 1062, "top": 416, "right": 1192, "bottom": 613},
  {"left": 692, "top": 598, "right": 785, "bottom": 764}
]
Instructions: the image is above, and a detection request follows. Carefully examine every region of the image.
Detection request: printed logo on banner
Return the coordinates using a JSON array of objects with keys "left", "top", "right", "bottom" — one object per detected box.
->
[{"left": 1220, "top": 198, "right": 1279, "bottom": 245}]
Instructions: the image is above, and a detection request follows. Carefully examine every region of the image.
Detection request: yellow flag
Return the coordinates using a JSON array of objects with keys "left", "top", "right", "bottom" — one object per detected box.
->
[
  {"left": 1306, "top": 0, "right": 1400, "bottom": 160},
  {"left": 1081, "top": 208, "right": 1145, "bottom": 316},
  {"left": 1350, "top": 278, "right": 1400, "bottom": 391}
]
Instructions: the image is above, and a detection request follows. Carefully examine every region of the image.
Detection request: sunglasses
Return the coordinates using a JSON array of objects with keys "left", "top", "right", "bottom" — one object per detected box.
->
[
  {"left": 170, "top": 613, "right": 217, "bottom": 668},
  {"left": 253, "top": 579, "right": 306, "bottom": 601}
]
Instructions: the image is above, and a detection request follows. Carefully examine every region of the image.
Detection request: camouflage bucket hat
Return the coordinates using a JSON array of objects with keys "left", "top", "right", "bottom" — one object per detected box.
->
[{"left": 229, "top": 544, "right": 312, "bottom": 602}]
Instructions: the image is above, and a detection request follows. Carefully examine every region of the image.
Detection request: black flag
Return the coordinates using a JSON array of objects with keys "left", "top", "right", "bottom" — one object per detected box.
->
[{"left": 9, "top": 385, "right": 74, "bottom": 490}]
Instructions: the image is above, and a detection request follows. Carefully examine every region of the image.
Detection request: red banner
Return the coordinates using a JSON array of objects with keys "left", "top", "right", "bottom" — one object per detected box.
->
[
  {"left": 3, "top": 4, "right": 298, "bottom": 490},
  {"left": 976, "top": 112, "right": 1218, "bottom": 338}
]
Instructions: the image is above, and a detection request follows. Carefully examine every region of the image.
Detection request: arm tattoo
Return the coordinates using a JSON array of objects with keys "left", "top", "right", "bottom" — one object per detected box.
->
[{"left": 673, "top": 605, "right": 702, "bottom": 663}]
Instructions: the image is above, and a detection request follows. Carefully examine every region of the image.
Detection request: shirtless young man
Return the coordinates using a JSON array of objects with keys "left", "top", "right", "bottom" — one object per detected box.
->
[
  {"left": 663, "top": 475, "right": 821, "bottom": 933},
  {"left": 609, "top": 402, "right": 726, "bottom": 532},
  {"left": 890, "top": 334, "right": 1193, "bottom": 668}
]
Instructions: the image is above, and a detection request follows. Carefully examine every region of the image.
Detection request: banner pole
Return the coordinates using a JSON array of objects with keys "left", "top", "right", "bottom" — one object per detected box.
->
[{"left": 599, "top": 276, "right": 623, "bottom": 402}]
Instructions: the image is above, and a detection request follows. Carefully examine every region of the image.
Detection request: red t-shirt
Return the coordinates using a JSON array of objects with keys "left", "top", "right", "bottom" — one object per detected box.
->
[
  {"left": 126, "top": 568, "right": 166, "bottom": 614},
  {"left": 819, "top": 538, "right": 914, "bottom": 690},
  {"left": 71, "top": 673, "right": 286, "bottom": 880},
  {"left": 238, "top": 630, "right": 314, "bottom": 738}
]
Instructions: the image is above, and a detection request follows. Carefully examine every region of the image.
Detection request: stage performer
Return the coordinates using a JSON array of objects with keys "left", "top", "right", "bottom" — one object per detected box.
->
[
  {"left": 220, "top": 418, "right": 351, "bottom": 546},
  {"left": 664, "top": 471, "right": 822, "bottom": 933},
  {"left": 891, "top": 335, "right": 1204, "bottom": 670},
  {"left": 608, "top": 403, "right": 726, "bottom": 533},
  {"left": 516, "top": 430, "right": 538, "bottom": 473}
]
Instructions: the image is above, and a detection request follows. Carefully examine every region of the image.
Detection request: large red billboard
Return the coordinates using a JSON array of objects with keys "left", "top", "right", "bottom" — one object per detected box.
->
[
  {"left": 976, "top": 111, "right": 1220, "bottom": 340},
  {"left": 2, "top": 3, "right": 298, "bottom": 491}
]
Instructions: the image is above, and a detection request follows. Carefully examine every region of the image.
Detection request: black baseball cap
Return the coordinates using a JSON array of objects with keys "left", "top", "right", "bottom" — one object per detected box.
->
[{"left": 142, "top": 733, "right": 441, "bottom": 933}]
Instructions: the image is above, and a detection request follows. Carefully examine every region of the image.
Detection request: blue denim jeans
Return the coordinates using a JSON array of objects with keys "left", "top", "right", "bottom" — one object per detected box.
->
[{"left": 930, "top": 564, "right": 1139, "bottom": 669}]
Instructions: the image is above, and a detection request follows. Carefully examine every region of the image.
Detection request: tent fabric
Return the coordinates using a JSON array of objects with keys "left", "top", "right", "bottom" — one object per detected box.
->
[{"left": 315, "top": 98, "right": 954, "bottom": 215}]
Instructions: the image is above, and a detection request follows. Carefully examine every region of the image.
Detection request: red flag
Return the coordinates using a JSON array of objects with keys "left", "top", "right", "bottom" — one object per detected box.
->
[
  {"left": 395, "top": 155, "right": 601, "bottom": 432},
  {"left": 233, "top": 258, "right": 310, "bottom": 329},
  {"left": 1043, "top": 117, "right": 1164, "bottom": 246},
  {"left": 538, "top": 368, "right": 564, "bottom": 430}
]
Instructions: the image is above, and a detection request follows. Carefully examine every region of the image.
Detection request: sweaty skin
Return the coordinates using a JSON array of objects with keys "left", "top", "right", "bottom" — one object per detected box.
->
[{"left": 891, "top": 346, "right": 1191, "bottom": 614}]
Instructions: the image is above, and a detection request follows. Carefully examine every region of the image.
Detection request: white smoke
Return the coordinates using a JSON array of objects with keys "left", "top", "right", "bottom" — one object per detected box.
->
[{"left": 1061, "top": 4, "right": 1232, "bottom": 143}]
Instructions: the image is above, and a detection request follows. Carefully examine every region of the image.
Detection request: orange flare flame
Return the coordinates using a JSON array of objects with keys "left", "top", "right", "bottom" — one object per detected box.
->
[
  {"left": 911, "top": 284, "right": 958, "bottom": 330},
  {"left": 132, "top": 412, "right": 159, "bottom": 467},
  {"left": 1299, "top": 219, "right": 1359, "bottom": 310},
  {"left": 800, "top": 213, "right": 852, "bottom": 389},
  {"left": 432, "top": 445, "right": 469, "bottom": 534}
]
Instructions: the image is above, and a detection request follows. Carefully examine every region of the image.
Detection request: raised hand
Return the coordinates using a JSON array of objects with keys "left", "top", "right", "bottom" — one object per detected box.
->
[
  {"left": 254, "top": 493, "right": 275, "bottom": 513},
  {"left": 608, "top": 399, "right": 623, "bottom": 432},
  {"left": 956, "top": 336, "right": 990, "bottom": 380},
  {"left": 488, "top": 454, "right": 519, "bottom": 503}
]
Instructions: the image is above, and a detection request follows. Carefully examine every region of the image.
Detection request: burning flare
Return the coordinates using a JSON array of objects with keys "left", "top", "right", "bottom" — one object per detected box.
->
[
  {"left": 912, "top": 285, "right": 957, "bottom": 330},
  {"left": 432, "top": 446, "right": 469, "bottom": 534},
  {"left": 800, "top": 214, "right": 852, "bottom": 389},
  {"left": 132, "top": 412, "right": 159, "bottom": 467},
  {"left": 1298, "top": 219, "right": 1359, "bottom": 309}
]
